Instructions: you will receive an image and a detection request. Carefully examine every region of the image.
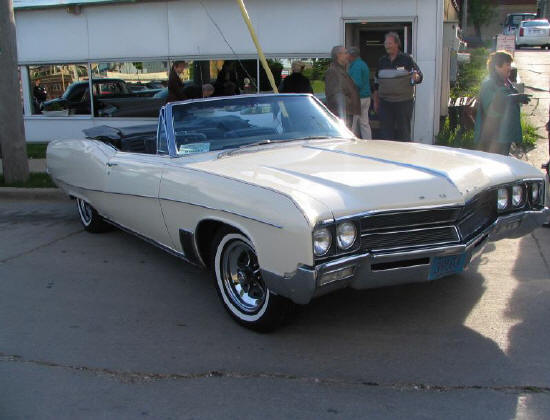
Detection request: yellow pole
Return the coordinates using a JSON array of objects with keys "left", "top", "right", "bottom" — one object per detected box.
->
[{"left": 235, "top": 0, "right": 278, "bottom": 93}]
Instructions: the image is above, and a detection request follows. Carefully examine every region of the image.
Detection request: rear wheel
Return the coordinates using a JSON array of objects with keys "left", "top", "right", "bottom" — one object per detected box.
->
[
  {"left": 76, "top": 198, "right": 111, "bottom": 233},
  {"left": 212, "top": 229, "right": 293, "bottom": 331}
]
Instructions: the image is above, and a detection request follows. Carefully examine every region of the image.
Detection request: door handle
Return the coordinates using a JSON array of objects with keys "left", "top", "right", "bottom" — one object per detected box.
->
[{"left": 106, "top": 162, "right": 118, "bottom": 167}]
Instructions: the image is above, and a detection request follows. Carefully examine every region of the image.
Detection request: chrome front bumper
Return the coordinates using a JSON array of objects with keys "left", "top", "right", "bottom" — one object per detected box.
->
[{"left": 263, "top": 208, "right": 550, "bottom": 305}]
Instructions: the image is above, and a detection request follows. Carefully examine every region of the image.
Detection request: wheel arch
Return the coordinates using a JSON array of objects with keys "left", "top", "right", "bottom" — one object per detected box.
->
[{"left": 193, "top": 218, "right": 253, "bottom": 269}]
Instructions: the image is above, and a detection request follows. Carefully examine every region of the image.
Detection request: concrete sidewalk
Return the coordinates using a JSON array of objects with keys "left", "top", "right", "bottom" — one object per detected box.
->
[{"left": 514, "top": 50, "right": 550, "bottom": 171}]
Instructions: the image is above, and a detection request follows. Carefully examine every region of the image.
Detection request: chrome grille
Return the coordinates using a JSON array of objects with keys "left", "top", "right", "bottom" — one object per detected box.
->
[
  {"left": 355, "top": 191, "right": 497, "bottom": 253},
  {"left": 360, "top": 208, "right": 461, "bottom": 232},
  {"left": 362, "top": 226, "right": 460, "bottom": 252},
  {"left": 457, "top": 190, "right": 497, "bottom": 241}
]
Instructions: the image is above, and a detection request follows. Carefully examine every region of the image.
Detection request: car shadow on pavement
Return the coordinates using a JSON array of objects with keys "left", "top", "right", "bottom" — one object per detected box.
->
[{"left": 503, "top": 228, "right": 550, "bottom": 416}]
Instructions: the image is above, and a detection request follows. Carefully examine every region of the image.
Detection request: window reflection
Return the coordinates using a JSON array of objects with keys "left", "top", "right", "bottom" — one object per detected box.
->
[
  {"left": 28, "top": 64, "right": 90, "bottom": 116},
  {"left": 268, "top": 57, "right": 330, "bottom": 101},
  {"left": 90, "top": 61, "right": 169, "bottom": 117}
]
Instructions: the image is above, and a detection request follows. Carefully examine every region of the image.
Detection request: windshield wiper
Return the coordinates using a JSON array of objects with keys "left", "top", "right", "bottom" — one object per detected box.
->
[
  {"left": 217, "top": 138, "right": 302, "bottom": 158},
  {"left": 290, "top": 135, "right": 344, "bottom": 141}
]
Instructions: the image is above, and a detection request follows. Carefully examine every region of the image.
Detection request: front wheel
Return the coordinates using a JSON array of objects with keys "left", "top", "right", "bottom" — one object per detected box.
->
[
  {"left": 212, "top": 230, "right": 293, "bottom": 331},
  {"left": 76, "top": 198, "right": 111, "bottom": 233}
]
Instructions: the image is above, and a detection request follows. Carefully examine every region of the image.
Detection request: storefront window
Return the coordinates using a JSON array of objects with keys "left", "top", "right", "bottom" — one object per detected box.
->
[
  {"left": 28, "top": 64, "right": 90, "bottom": 116},
  {"left": 90, "top": 61, "right": 169, "bottom": 117},
  {"left": 170, "top": 59, "right": 258, "bottom": 98}
]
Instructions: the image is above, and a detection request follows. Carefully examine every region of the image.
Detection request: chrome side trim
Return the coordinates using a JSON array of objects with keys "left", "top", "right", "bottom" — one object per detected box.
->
[
  {"left": 163, "top": 164, "right": 319, "bottom": 226},
  {"left": 54, "top": 179, "right": 283, "bottom": 228},
  {"left": 159, "top": 197, "right": 283, "bottom": 229}
]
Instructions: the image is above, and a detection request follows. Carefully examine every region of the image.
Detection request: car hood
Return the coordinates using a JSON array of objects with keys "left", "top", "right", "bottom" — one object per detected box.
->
[{"left": 185, "top": 139, "right": 544, "bottom": 224}]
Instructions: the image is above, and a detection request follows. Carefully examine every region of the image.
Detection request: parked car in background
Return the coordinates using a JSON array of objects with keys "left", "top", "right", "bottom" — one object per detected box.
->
[
  {"left": 41, "top": 78, "right": 162, "bottom": 117},
  {"left": 47, "top": 94, "right": 549, "bottom": 330},
  {"left": 503, "top": 12, "right": 537, "bottom": 35},
  {"left": 515, "top": 19, "right": 550, "bottom": 49}
]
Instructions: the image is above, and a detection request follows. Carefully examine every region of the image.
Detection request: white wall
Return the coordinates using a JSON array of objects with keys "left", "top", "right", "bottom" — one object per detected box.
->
[{"left": 16, "top": 0, "right": 442, "bottom": 143}]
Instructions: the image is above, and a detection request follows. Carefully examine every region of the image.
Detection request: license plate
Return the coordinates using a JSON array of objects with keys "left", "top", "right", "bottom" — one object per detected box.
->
[{"left": 429, "top": 254, "right": 466, "bottom": 280}]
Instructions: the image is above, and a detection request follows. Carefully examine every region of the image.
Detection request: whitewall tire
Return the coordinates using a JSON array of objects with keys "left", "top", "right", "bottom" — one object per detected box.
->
[
  {"left": 212, "top": 229, "right": 293, "bottom": 331},
  {"left": 76, "top": 198, "right": 111, "bottom": 233}
]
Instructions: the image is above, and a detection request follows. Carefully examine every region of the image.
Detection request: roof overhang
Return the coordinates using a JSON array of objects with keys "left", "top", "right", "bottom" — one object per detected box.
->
[{"left": 14, "top": 0, "right": 139, "bottom": 11}]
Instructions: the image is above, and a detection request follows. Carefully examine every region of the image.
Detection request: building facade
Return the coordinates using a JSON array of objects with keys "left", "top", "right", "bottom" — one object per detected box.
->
[{"left": 15, "top": 0, "right": 444, "bottom": 144}]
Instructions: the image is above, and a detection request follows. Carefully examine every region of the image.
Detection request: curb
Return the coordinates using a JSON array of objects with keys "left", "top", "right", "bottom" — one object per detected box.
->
[{"left": 0, "top": 188, "right": 68, "bottom": 201}]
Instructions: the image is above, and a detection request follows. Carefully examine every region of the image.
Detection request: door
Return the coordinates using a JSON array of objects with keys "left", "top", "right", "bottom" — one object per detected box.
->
[{"left": 102, "top": 152, "right": 174, "bottom": 248}]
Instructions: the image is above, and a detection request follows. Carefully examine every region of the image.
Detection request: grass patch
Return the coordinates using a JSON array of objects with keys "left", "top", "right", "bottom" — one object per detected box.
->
[
  {"left": 436, "top": 118, "right": 475, "bottom": 149},
  {"left": 520, "top": 114, "right": 539, "bottom": 149},
  {"left": 26, "top": 143, "right": 48, "bottom": 159},
  {"left": 311, "top": 80, "right": 325, "bottom": 94},
  {"left": 437, "top": 113, "right": 539, "bottom": 151},
  {"left": 0, "top": 173, "right": 56, "bottom": 188}
]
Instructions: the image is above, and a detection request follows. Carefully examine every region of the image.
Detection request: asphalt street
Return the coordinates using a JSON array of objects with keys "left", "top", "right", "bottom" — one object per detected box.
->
[{"left": 1, "top": 50, "right": 550, "bottom": 420}]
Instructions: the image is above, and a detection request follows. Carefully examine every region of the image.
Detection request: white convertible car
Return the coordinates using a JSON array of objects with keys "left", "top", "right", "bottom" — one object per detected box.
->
[{"left": 47, "top": 94, "right": 549, "bottom": 330}]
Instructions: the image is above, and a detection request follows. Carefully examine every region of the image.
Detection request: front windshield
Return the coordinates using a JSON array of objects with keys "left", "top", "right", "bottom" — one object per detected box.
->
[{"left": 170, "top": 95, "right": 352, "bottom": 156}]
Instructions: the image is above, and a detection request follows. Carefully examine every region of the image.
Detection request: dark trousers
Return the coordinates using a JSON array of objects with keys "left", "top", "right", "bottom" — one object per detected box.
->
[{"left": 379, "top": 99, "right": 414, "bottom": 141}]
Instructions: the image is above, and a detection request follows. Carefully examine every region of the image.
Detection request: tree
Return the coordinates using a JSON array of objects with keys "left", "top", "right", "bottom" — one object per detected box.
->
[
  {"left": 468, "top": 0, "right": 497, "bottom": 39},
  {"left": 0, "top": 0, "right": 29, "bottom": 183}
]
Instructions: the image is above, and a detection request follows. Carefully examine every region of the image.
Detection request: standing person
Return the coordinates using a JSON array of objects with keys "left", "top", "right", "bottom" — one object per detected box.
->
[
  {"left": 373, "top": 32, "right": 422, "bottom": 141},
  {"left": 32, "top": 79, "right": 47, "bottom": 114},
  {"left": 214, "top": 61, "right": 240, "bottom": 96},
  {"left": 474, "top": 51, "right": 530, "bottom": 155},
  {"left": 279, "top": 61, "right": 313, "bottom": 94},
  {"left": 324, "top": 45, "right": 360, "bottom": 132},
  {"left": 166, "top": 61, "right": 188, "bottom": 103},
  {"left": 347, "top": 47, "right": 372, "bottom": 139}
]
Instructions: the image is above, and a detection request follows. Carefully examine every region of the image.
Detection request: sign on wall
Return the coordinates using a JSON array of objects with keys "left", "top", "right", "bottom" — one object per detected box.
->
[{"left": 496, "top": 35, "right": 516, "bottom": 56}]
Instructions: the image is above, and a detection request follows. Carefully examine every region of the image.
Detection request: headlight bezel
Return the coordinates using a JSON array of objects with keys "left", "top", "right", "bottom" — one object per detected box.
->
[
  {"left": 496, "top": 180, "right": 545, "bottom": 213},
  {"left": 511, "top": 185, "right": 525, "bottom": 208},
  {"left": 312, "top": 226, "right": 332, "bottom": 257},
  {"left": 312, "top": 220, "right": 360, "bottom": 260},
  {"left": 497, "top": 187, "right": 510, "bottom": 211},
  {"left": 336, "top": 221, "right": 357, "bottom": 250}
]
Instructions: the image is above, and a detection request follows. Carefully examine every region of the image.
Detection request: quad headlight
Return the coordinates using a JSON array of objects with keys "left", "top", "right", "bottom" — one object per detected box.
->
[
  {"left": 512, "top": 185, "right": 524, "bottom": 207},
  {"left": 497, "top": 181, "right": 544, "bottom": 212},
  {"left": 531, "top": 182, "right": 540, "bottom": 203},
  {"left": 313, "top": 227, "right": 332, "bottom": 257},
  {"left": 336, "top": 222, "right": 357, "bottom": 250},
  {"left": 497, "top": 188, "right": 509, "bottom": 210}
]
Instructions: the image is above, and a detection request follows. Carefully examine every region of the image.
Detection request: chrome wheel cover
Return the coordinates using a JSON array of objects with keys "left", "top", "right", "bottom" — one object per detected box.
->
[
  {"left": 77, "top": 198, "right": 93, "bottom": 226},
  {"left": 221, "top": 239, "right": 266, "bottom": 314}
]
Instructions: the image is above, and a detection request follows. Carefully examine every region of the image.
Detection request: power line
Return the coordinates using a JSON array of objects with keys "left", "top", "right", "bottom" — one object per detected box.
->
[{"left": 199, "top": 0, "right": 258, "bottom": 90}]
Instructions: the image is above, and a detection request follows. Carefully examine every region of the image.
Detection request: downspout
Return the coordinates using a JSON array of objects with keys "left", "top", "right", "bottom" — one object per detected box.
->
[{"left": 433, "top": 0, "right": 444, "bottom": 143}]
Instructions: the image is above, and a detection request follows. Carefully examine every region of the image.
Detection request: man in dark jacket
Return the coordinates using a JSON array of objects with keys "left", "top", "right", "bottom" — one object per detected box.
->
[
  {"left": 280, "top": 61, "right": 313, "bottom": 94},
  {"left": 373, "top": 32, "right": 422, "bottom": 141},
  {"left": 166, "top": 61, "right": 187, "bottom": 103},
  {"left": 324, "top": 46, "right": 360, "bottom": 131}
]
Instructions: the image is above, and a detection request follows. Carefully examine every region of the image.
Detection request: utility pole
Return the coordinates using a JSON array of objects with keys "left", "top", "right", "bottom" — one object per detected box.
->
[
  {"left": 0, "top": 0, "right": 29, "bottom": 184},
  {"left": 235, "top": 0, "right": 279, "bottom": 93},
  {"left": 462, "top": 0, "right": 468, "bottom": 32}
]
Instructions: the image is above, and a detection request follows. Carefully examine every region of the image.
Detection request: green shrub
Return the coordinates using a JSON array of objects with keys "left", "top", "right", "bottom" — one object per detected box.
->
[
  {"left": 520, "top": 113, "right": 539, "bottom": 149},
  {"left": 451, "top": 48, "right": 489, "bottom": 100},
  {"left": 437, "top": 113, "right": 539, "bottom": 151},
  {"left": 436, "top": 118, "right": 475, "bottom": 149}
]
